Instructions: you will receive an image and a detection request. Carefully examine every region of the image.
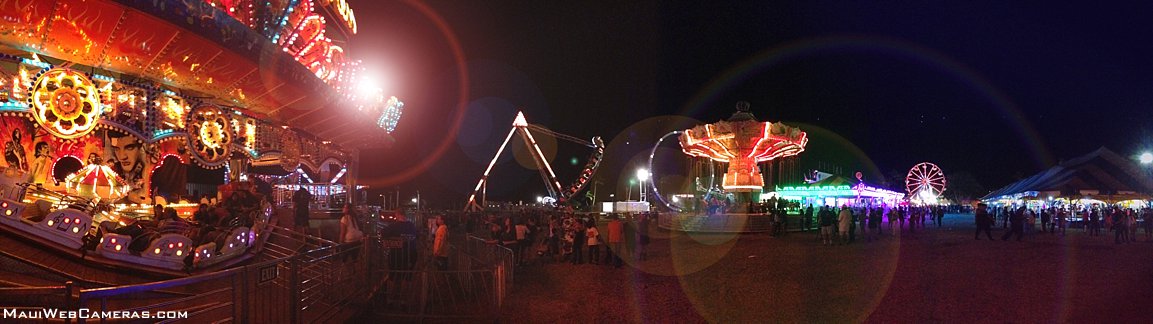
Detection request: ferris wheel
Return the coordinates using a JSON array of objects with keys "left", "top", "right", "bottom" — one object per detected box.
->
[{"left": 905, "top": 162, "right": 946, "bottom": 200}]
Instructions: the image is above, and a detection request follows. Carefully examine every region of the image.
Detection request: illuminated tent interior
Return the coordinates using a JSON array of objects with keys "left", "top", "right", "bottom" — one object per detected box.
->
[
  {"left": 773, "top": 173, "right": 905, "bottom": 207},
  {"left": 982, "top": 147, "right": 1153, "bottom": 204}
]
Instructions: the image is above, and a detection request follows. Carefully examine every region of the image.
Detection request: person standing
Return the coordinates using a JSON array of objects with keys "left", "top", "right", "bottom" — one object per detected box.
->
[
  {"left": 975, "top": 204, "right": 994, "bottom": 240},
  {"left": 1127, "top": 209, "right": 1137, "bottom": 243},
  {"left": 804, "top": 205, "right": 814, "bottom": 232},
  {"left": 867, "top": 207, "right": 881, "bottom": 242},
  {"left": 586, "top": 220, "right": 600, "bottom": 265},
  {"left": 635, "top": 212, "right": 650, "bottom": 261},
  {"left": 819, "top": 206, "right": 834, "bottom": 246},
  {"left": 571, "top": 219, "right": 586, "bottom": 264},
  {"left": 1002, "top": 207, "right": 1025, "bottom": 241},
  {"left": 837, "top": 205, "right": 852, "bottom": 245},
  {"left": 1040, "top": 209, "right": 1051, "bottom": 234},
  {"left": 1056, "top": 208, "right": 1067, "bottom": 236},
  {"left": 515, "top": 219, "right": 530, "bottom": 266},
  {"left": 606, "top": 214, "right": 624, "bottom": 268},
  {"left": 500, "top": 218, "right": 519, "bottom": 265},
  {"left": 1143, "top": 208, "right": 1153, "bottom": 241},
  {"left": 433, "top": 216, "right": 449, "bottom": 271},
  {"left": 292, "top": 187, "right": 312, "bottom": 233},
  {"left": 849, "top": 207, "right": 859, "bottom": 243}
]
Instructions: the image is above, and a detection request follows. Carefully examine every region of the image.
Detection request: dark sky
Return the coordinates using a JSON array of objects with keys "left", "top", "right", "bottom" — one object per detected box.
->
[{"left": 346, "top": 1, "right": 1153, "bottom": 207}]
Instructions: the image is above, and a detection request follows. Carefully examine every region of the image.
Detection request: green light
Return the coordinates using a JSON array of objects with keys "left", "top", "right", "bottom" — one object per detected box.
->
[{"left": 570, "top": 157, "right": 579, "bottom": 165}]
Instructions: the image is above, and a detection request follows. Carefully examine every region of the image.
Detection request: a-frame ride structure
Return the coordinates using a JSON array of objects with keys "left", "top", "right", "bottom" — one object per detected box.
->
[{"left": 464, "top": 111, "right": 604, "bottom": 212}]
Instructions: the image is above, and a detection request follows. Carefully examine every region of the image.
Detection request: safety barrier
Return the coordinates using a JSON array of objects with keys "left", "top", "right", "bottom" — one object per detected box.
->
[
  {"left": 0, "top": 222, "right": 379, "bottom": 323},
  {"left": 0, "top": 218, "right": 514, "bottom": 322},
  {"left": 463, "top": 235, "right": 516, "bottom": 285},
  {"left": 74, "top": 237, "right": 375, "bottom": 323},
  {"left": 0, "top": 282, "right": 74, "bottom": 313},
  {"left": 370, "top": 244, "right": 505, "bottom": 321}
]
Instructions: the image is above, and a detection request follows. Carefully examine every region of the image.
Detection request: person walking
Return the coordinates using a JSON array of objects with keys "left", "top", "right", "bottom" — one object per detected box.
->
[
  {"left": 975, "top": 203, "right": 995, "bottom": 240},
  {"left": 1001, "top": 207, "right": 1025, "bottom": 241}
]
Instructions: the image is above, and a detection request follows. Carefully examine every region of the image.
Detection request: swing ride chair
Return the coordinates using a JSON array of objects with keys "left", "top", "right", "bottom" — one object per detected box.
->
[{"left": 464, "top": 112, "right": 605, "bottom": 212}]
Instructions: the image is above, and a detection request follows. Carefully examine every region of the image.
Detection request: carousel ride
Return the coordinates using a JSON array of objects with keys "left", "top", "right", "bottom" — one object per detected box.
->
[
  {"left": 647, "top": 102, "right": 808, "bottom": 232},
  {"left": 649, "top": 102, "right": 808, "bottom": 212},
  {"left": 0, "top": 0, "right": 399, "bottom": 277},
  {"left": 464, "top": 112, "right": 605, "bottom": 211}
]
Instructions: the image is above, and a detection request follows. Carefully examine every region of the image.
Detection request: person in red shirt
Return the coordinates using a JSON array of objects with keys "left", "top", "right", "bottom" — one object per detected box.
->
[{"left": 605, "top": 214, "right": 625, "bottom": 268}]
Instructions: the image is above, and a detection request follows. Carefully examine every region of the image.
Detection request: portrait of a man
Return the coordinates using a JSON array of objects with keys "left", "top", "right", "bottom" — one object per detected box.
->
[{"left": 105, "top": 129, "right": 147, "bottom": 201}]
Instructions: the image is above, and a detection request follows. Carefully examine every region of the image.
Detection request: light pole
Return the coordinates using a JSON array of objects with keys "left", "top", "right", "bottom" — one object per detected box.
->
[{"left": 637, "top": 168, "right": 650, "bottom": 202}]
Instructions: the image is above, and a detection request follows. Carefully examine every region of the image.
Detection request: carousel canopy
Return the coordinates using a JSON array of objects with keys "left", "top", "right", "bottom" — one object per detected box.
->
[
  {"left": 0, "top": 0, "right": 395, "bottom": 149},
  {"left": 982, "top": 147, "right": 1153, "bottom": 201}
]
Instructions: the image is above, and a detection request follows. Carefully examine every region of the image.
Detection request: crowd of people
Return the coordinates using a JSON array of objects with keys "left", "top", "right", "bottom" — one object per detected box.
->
[
  {"left": 802, "top": 204, "right": 947, "bottom": 245},
  {"left": 983, "top": 204, "right": 1153, "bottom": 243},
  {"left": 468, "top": 210, "right": 652, "bottom": 268},
  {"left": 83, "top": 181, "right": 268, "bottom": 269}
]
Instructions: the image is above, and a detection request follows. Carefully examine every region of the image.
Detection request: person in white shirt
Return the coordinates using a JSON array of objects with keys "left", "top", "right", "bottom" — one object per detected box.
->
[{"left": 585, "top": 220, "right": 600, "bottom": 265}]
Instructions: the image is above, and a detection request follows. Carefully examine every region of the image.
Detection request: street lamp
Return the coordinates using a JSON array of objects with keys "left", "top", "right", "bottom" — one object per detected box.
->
[
  {"left": 1141, "top": 152, "right": 1153, "bottom": 165},
  {"left": 637, "top": 168, "right": 649, "bottom": 202}
]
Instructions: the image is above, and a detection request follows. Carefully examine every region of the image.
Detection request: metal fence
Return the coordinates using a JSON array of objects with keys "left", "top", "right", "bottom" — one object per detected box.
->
[
  {"left": 0, "top": 218, "right": 513, "bottom": 323},
  {"left": 369, "top": 244, "right": 506, "bottom": 321},
  {"left": 463, "top": 234, "right": 516, "bottom": 285},
  {"left": 72, "top": 238, "right": 375, "bottom": 323}
]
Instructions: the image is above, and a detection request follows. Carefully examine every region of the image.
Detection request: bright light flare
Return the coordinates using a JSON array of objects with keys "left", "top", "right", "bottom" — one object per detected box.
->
[{"left": 1140, "top": 152, "right": 1153, "bottom": 165}]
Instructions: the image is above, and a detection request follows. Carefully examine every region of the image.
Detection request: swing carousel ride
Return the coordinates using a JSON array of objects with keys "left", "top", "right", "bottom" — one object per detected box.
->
[
  {"left": 648, "top": 102, "right": 808, "bottom": 213},
  {"left": 0, "top": 0, "right": 400, "bottom": 276}
]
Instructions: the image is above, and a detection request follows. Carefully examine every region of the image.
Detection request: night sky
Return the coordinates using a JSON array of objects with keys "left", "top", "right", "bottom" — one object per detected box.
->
[{"left": 347, "top": 1, "right": 1153, "bottom": 207}]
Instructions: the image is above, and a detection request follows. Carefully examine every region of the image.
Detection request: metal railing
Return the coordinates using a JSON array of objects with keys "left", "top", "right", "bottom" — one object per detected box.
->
[
  {"left": 73, "top": 238, "right": 375, "bottom": 323},
  {"left": 463, "top": 235, "right": 515, "bottom": 285},
  {"left": 0, "top": 282, "right": 75, "bottom": 312},
  {"left": 370, "top": 244, "right": 505, "bottom": 320},
  {"left": 0, "top": 218, "right": 513, "bottom": 323}
]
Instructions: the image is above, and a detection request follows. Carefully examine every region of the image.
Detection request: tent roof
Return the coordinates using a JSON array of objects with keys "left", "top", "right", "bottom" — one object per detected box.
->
[{"left": 982, "top": 147, "right": 1153, "bottom": 200}]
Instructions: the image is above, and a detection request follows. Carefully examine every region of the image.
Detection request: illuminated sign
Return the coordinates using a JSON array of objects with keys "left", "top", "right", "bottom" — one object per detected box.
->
[{"left": 322, "top": 0, "right": 358, "bottom": 34}]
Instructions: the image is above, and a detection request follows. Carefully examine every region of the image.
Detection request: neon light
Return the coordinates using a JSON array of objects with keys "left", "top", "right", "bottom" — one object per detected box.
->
[
  {"left": 330, "top": 167, "right": 347, "bottom": 184},
  {"left": 298, "top": 168, "right": 314, "bottom": 184}
]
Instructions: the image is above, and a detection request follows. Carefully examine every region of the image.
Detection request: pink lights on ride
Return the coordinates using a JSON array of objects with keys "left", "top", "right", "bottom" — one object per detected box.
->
[{"left": 679, "top": 103, "right": 808, "bottom": 192}]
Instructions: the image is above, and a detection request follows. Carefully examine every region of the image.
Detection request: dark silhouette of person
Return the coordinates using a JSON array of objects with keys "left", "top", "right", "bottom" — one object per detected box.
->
[
  {"left": 975, "top": 204, "right": 995, "bottom": 240},
  {"left": 1001, "top": 207, "right": 1025, "bottom": 241}
]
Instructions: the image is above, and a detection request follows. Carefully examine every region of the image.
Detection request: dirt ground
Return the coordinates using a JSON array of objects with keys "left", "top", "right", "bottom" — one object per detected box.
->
[{"left": 500, "top": 214, "right": 1153, "bottom": 323}]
